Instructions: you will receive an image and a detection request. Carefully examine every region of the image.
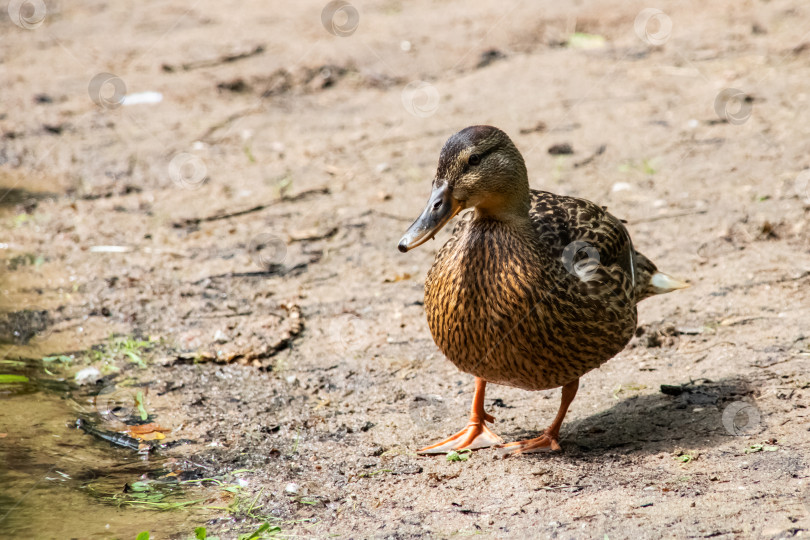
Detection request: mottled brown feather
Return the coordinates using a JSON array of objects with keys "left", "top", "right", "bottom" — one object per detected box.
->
[{"left": 424, "top": 189, "right": 655, "bottom": 391}]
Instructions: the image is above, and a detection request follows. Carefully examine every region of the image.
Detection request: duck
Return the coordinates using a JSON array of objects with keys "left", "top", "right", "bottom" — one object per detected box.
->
[{"left": 398, "top": 125, "right": 688, "bottom": 456}]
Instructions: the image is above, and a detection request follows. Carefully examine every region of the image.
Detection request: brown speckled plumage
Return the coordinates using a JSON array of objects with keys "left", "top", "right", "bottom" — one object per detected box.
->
[
  {"left": 425, "top": 190, "right": 647, "bottom": 390},
  {"left": 399, "top": 125, "right": 687, "bottom": 454}
]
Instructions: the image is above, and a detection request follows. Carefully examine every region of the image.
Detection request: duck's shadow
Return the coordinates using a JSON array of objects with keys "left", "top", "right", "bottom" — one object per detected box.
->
[{"left": 505, "top": 377, "right": 767, "bottom": 456}]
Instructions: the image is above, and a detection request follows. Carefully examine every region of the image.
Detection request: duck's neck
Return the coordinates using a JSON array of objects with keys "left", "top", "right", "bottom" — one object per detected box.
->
[{"left": 472, "top": 178, "right": 531, "bottom": 225}]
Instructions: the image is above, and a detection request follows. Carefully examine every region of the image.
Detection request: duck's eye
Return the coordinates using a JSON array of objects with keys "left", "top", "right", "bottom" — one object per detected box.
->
[{"left": 468, "top": 154, "right": 481, "bottom": 166}]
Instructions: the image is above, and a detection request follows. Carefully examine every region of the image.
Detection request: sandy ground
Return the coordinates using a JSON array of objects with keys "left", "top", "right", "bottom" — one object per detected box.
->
[{"left": 3, "top": 0, "right": 810, "bottom": 538}]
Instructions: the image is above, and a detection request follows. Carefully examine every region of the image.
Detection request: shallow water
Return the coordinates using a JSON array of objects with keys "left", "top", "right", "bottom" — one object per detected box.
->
[
  {"left": 0, "top": 181, "right": 220, "bottom": 539},
  {"left": 0, "top": 354, "right": 214, "bottom": 540}
]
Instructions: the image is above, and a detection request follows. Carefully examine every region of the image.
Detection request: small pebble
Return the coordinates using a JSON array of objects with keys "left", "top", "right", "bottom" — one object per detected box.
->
[
  {"left": 75, "top": 366, "right": 101, "bottom": 386},
  {"left": 285, "top": 482, "right": 299, "bottom": 494},
  {"left": 122, "top": 91, "right": 163, "bottom": 106},
  {"left": 611, "top": 182, "right": 632, "bottom": 192},
  {"left": 548, "top": 143, "right": 573, "bottom": 155}
]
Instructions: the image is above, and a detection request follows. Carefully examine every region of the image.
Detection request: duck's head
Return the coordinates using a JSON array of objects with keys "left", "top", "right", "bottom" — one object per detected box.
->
[{"left": 398, "top": 125, "right": 529, "bottom": 253}]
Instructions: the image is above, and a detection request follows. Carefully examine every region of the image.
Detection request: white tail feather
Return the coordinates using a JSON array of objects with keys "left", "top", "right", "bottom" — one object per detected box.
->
[{"left": 650, "top": 271, "right": 690, "bottom": 293}]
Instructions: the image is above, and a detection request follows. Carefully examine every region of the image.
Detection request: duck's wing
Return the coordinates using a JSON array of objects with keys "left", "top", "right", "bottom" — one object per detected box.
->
[{"left": 529, "top": 189, "right": 637, "bottom": 304}]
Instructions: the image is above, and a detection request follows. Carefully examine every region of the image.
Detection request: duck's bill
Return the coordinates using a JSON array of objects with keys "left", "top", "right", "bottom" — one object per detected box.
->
[{"left": 398, "top": 183, "right": 463, "bottom": 253}]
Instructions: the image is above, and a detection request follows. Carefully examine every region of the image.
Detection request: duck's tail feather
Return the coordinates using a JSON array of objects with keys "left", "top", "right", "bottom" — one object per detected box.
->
[
  {"left": 650, "top": 271, "right": 690, "bottom": 293},
  {"left": 633, "top": 252, "right": 690, "bottom": 301}
]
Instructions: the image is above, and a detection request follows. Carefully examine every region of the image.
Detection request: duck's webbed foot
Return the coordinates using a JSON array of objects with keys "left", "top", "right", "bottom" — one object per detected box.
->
[
  {"left": 418, "top": 417, "right": 502, "bottom": 454},
  {"left": 417, "top": 377, "right": 503, "bottom": 454},
  {"left": 496, "top": 378, "right": 580, "bottom": 458},
  {"left": 496, "top": 429, "right": 561, "bottom": 456}
]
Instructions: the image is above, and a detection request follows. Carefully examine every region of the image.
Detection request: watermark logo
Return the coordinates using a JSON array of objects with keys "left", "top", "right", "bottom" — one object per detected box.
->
[
  {"left": 247, "top": 233, "right": 287, "bottom": 270},
  {"left": 326, "top": 313, "right": 370, "bottom": 354},
  {"left": 408, "top": 395, "right": 450, "bottom": 428},
  {"left": 714, "top": 89, "right": 753, "bottom": 125},
  {"left": 561, "top": 240, "right": 601, "bottom": 282},
  {"left": 401, "top": 81, "right": 440, "bottom": 118},
  {"left": 88, "top": 73, "right": 127, "bottom": 109},
  {"left": 721, "top": 401, "right": 763, "bottom": 436},
  {"left": 168, "top": 153, "right": 208, "bottom": 189},
  {"left": 321, "top": 1, "right": 359, "bottom": 37},
  {"left": 634, "top": 8, "right": 672, "bottom": 46},
  {"left": 94, "top": 383, "right": 140, "bottom": 425},
  {"left": 8, "top": 0, "right": 46, "bottom": 29}
]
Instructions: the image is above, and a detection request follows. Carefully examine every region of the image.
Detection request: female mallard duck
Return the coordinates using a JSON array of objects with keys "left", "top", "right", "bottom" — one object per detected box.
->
[{"left": 398, "top": 125, "right": 687, "bottom": 456}]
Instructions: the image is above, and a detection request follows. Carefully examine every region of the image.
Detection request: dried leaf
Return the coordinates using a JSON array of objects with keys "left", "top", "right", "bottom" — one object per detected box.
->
[
  {"left": 135, "top": 431, "right": 166, "bottom": 441},
  {"left": 126, "top": 422, "right": 171, "bottom": 435},
  {"left": 384, "top": 273, "right": 411, "bottom": 283}
]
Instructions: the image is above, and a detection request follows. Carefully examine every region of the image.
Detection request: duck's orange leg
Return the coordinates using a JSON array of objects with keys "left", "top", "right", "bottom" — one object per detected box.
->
[
  {"left": 418, "top": 377, "right": 503, "bottom": 454},
  {"left": 497, "top": 378, "right": 579, "bottom": 457}
]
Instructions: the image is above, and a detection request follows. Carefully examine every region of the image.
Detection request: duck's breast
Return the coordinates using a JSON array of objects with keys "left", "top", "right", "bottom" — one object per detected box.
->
[{"left": 424, "top": 219, "right": 636, "bottom": 390}]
